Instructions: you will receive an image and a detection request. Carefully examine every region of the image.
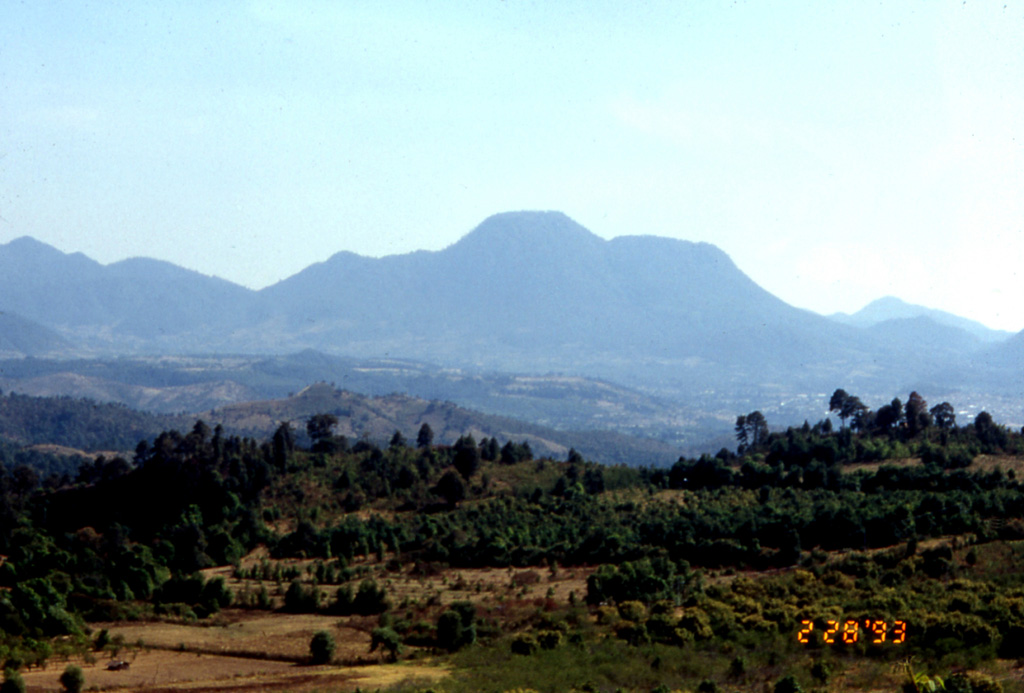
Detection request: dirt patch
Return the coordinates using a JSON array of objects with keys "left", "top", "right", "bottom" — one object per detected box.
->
[
  {"left": 20, "top": 651, "right": 447, "bottom": 693},
  {"left": 94, "top": 611, "right": 371, "bottom": 662},
  {"left": 20, "top": 650, "right": 297, "bottom": 692}
]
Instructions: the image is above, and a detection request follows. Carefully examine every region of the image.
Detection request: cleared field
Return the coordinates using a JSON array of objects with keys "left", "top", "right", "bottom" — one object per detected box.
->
[
  {"left": 19, "top": 650, "right": 447, "bottom": 692},
  {"left": 214, "top": 554, "right": 593, "bottom": 615},
  {"left": 94, "top": 611, "right": 374, "bottom": 662},
  {"left": 15, "top": 559, "right": 587, "bottom": 693}
]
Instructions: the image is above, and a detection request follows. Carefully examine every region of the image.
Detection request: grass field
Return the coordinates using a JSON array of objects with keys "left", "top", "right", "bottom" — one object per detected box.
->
[
  {"left": 19, "top": 650, "right": 447, "bottom": 692},
  {"left": 14, "top": 557, "right": 591, "bottom": 693}
]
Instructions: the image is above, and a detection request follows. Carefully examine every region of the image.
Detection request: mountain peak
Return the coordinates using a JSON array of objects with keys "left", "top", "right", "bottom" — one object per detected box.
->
[
  {"left": 0, "top": 236, "right": 101, "bottom": 279},
  {"left": 2, "top": 235, "right": 66, "bottom": 257},
  {"left": 834, "top": 295, "right": 1008, "bottom": 343},
  {"left": 448, "top": 211, "right": 604, "bottom": 256}
]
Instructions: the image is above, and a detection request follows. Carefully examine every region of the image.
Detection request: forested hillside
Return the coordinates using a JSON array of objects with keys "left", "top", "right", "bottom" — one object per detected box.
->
[{"left": 3, "top": 388, "right": 1024, "bottom": 691}]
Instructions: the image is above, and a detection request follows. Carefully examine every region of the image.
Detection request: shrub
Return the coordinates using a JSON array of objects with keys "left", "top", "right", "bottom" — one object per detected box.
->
[
  {"left": 370, "top": 626, "right": 403, "bottom": 661},
  {"left": 537, "top": 630, "right": 562, "bottom": 650},
  {"left": 60, "top": 665, "right": 85, "bottom": 693},
  {"left": 510, "top": 633, "right": 538, "bottom": 655},
  {"left": 353, "top": 579, "right": 389, "bottom": 615},
  {"left": 437, "top": 602, "right": 477, "bottom": 651},
  {"left": 946, "top": 672, "right": 1003, "bottom": 693},
  {"left": 774, "top": 674, "right": 803, "bottom": 693},
  {"left": 617, "top": 601, "right": 648, "bottom": 622},
  {"left": 810, "top": 660, "right": 832, "bottom": 685},
  {"left": 309, "top": 630, "right": 335, "bottom": 665},
  {"left": 0, "top": 669, "right": 25, "bottom": 693},
  {"left": 284, "top": 579, "right": 321, "bottom": 612}
]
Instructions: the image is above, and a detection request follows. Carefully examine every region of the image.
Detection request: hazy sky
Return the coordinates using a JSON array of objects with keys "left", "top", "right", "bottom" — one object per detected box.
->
[{"left": 4, "top": 1, "right": 1023, "bottom": 331}]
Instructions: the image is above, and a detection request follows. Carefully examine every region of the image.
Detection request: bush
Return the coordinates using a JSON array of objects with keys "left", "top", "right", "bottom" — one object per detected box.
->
[
  {"left": 353, "top": 579, "right": 389, "bottom": 615},
  {"left": 284, "top": 579, "right": 327, "bottom": 613},
  {"left": 510, "top": 633, "right": 538, "bottom": 655},
  {"left": 0, "top": 669, "right": 25, "bottom": 693},
  {"left": 946, "top": 672, "right": 1002, "bottom": 693},
  {"left": 810, "top": 660, "right": 832, "bottom": 685},
  {"left": 774, "top": 674, "right": 803, "bottom": 693},
  {"left": 60, "top": 665, "right": 85, "bottom": 693},
  {"left": 309, "top": 630, "right": 335, "bottom": 665},
  {"left": 437, "top": 602, "right": 477, "bottom": 651},
  {"left": 370, "top": 626, "right": 403, "bottom": 661},
  {"left": 537, "top": 630, "right": 562, "bottom": 650}
]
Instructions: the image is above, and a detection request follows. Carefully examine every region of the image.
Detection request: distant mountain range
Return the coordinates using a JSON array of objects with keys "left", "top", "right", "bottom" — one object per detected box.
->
[
  {"left": 2, "top": 211, "right": 1022, "bottom": 440},
  {"left": 830, "top": 296, "right": 1011, "bottom": 343}
]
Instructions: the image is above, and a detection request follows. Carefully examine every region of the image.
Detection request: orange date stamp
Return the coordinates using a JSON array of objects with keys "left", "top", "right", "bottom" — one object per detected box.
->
[{"left": 797, "top": 619, "right": 906, "bottom": 645}]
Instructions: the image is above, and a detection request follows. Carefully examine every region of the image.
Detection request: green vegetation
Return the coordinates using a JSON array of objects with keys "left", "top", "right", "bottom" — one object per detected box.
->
[
  {"left": 308, "top": 630, "right": 336, "bottom": 665},
  {"left": 1, "top": 388, "right": 1024, "bottom": 690},
  {"left": 59, "top": 664, "right": 84, "bottom": 693}
]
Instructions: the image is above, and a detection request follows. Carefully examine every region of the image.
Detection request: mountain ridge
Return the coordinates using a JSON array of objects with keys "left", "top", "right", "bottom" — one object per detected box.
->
[{"left": 2, "top": 212, "right": 1020, "bottom": 437}]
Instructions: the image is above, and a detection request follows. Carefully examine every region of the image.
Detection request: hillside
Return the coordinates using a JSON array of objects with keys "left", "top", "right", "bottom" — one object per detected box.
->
[
  {"left": 0, "top": 310, "right": 74, "bottom": 357},
  {"left": 3, "top": 391, "right": 1024, "bottom": 692},
  {"left": 0, "top": 351, "right": 713, "bottom": 451},
  {"left": 2, "top": 213, "right": 1022, "bottom": 438},
  {"left": 0, "top": 383, "right": 683, "bottom": 467}
]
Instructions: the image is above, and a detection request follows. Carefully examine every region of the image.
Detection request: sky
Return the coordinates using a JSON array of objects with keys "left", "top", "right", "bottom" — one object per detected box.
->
[{"left": 3, "top": 1, "right": 1024, "bottom": 331}]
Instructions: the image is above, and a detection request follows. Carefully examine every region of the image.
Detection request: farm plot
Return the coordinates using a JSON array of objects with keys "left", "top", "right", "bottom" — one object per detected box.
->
[{"left": 19, "top": 650, "right": 447, "bottom": 692}]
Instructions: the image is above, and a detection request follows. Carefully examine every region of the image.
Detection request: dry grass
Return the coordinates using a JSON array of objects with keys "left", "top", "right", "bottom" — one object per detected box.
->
[
  {"left": 24, "top": 557, "right": 589, "bottom": 693},
  {"left": 19, "top": 650, "right": 447, "bottom": 693},
  {"left": 215, "top": 551, "right": 592, "bottom": 613},
  {"left": 93, "top": 611, "right": 372, "bottom": 662}
]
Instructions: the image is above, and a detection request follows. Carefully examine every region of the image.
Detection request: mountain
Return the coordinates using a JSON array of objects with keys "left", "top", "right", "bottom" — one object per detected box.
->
[
  {"left": 3, "top": 213, "right": 1020, "bottom": 437},
  {"left": 257, "top": 211, "right": 875, "bottom": 392},
  {"left": 863, "top": 316, "right": 984, "bottom": 360},
  {"left": 0, "top": 310, "right": 74, "bottom": 357},
  {"left": 0, "top": 237, "right": 257, "bottom": 351},
  {"left": 832, "top": 296, "right": 1010, "bottom": 343},
  {"left": 978, "top": 329, "right": 1024, "bottom": 373}
]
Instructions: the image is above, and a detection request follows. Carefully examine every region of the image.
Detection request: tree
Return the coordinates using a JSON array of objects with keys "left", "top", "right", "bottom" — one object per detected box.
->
[
  {"left": 434, "top": 471, "right": 466, "bottom": 507},
  {"left": 388, "top": 430, "right": 407, "bottom": 450},
  {"left": 905, "top": 391, "right": 932, "bottom": 436},
  {"left": 271, "top": 422, "right": 294, "bottom": 469},
  {"left": 416, "top": 423, "right": 434, "bottom": 449},
  {"left": 309, "top": 630, "right": 336, "bottom": 665},
  {"left": 829, "top": 389, "right": 850, "bottom": 427},
  {"left": 352, "top": 579, "right": 389, "bottom": 614},
  {"left": 437, "top": 601, "right": 476, "bottom": 651},
  {"left": 60, "top": 665, "right": 85, "bottom": 693},
  {"left": 931, "top": 402, "right": 956, "bottom": 430},
  {"left": 745, "top": 411, "right": 768, "bottom": 447},
  {"left": 453, "top": 435, "right": 480, "bottom": 481},
  {"left": 481, "top": 437, "right": 500, "bottom": 461},
  {"left": 875, "top": 398, "right": 903, "bottom": 434},
  {"left": 841, "top": 396, "right": 867, "bottom": 431},
  {"left": 306, "top": 414, "right": 339, "bottom": 445},
  {"left": 370, "top": 626, "right": 403, "bottom": 661},
  {"left": 735, "top": 415, "right": 749, "bottom": 452}
]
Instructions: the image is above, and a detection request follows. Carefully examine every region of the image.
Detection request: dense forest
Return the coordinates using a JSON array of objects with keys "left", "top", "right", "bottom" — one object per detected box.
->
[{"left": 2, "top": 389, "right": 1024, "bottom": 691}]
